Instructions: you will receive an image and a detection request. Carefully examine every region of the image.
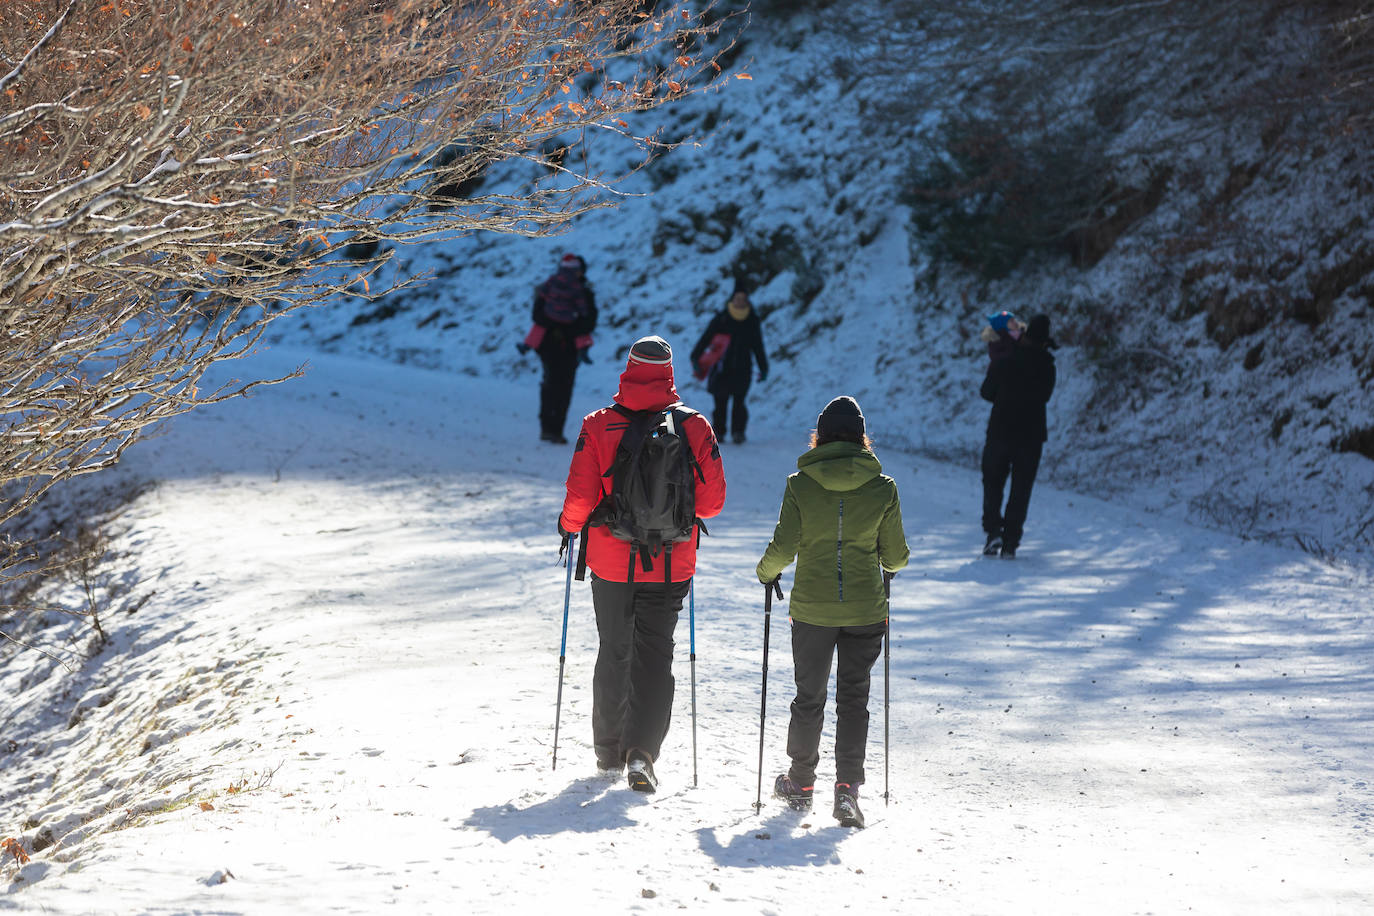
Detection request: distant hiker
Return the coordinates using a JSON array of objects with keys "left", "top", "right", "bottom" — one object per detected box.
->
[
  {"left": 521, "top": 253, "right": 597, "bottom": 444},
  {"left": 558, "top": 335, "right": 727, "bottom": 793},
  {"left": 756, "top": 396, "right": 909, "bottom": 828},
  {"left": 689, "top": 286, "right": 769, "bottom": 444},
  {"left": 980, "top": 309, "right": 1024, "bottom": 363},
  {"left": 979, "top": 313, "right": 1057, "bottom": 559}
]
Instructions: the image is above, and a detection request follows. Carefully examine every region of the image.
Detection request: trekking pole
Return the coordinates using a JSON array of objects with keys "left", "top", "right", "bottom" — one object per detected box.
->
[
  {"left": 754, "top": 577, "right": 783, "bottom": 813},
  {"left": 552, "top": 533, "right": 576, "bottom": 770},
  {"left": 689, "top": 578, "right": 698, "bottom": 788},
  {"left": 883, "top": 571, "right": 894, "bottom": 807}
]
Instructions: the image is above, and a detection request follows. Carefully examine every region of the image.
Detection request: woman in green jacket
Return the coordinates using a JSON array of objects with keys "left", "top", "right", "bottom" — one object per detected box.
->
[{"left": 756, "top": 396, "right": 909, "bottom": 828}]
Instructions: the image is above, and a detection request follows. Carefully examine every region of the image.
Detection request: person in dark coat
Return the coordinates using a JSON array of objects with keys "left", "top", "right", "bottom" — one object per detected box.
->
[
  {"left": 689, "top": 287, "right": 769, "bottom": 444},
  {"left": 979, "top": 313, "right": 1056, "bottom": 558},
  {"left": 524, "top": 253, "right": 597, "bottom": 444}
]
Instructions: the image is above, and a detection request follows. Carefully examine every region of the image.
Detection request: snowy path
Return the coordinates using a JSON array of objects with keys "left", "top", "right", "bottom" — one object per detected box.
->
[{"left": 4, "top": 348, "right": 1372, "bottom": 914}]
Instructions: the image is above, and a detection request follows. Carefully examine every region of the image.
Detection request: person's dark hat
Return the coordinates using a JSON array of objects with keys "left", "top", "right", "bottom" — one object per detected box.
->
[
  {"left": 627, "top": 335, "right": 673, "bottom": 367},
  {"left": 817, "top": 396, "right": 865, "bottom": 440},
  {"left": 1027, "top": 314, "right": 1056, "bottom": 348},
  {"left": 560, "top": 252, "right": 585, "bottom": 272}
]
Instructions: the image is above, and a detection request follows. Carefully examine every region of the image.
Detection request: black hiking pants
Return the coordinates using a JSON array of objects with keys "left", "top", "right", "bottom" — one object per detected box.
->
[
  {"left": 981, "top": 435, "right": 1043, "bottom": 551},
  {"left": 590, "top": 575, "right": 691, "bottom": 767},
  {"left": 711, "top": 388, "right": 749, "bottom": 441},
  {"left": 786, "top": 618, "right": 886, "bottom": 788},
  {"left": 538, "top": 346, "right": 580, "bottom": 438}
]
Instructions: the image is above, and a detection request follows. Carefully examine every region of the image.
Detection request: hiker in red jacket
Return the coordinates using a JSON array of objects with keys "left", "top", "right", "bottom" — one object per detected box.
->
[{"left": 558, "top": 335, "right": 726, "bottom": 793}]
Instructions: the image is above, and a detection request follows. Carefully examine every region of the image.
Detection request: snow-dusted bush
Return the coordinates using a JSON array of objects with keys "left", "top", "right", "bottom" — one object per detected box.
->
[{"left": 902, "top": 113, "right": 1116, "bottom": 279}]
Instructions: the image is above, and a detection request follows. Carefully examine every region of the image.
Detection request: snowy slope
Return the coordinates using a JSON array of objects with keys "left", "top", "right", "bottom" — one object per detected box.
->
[
  {"left": 264, "top": 6, "right": 1374, "bottom": 561},
  {"left": 2, "top": 347, "right": 1371, "bottom": 914}
]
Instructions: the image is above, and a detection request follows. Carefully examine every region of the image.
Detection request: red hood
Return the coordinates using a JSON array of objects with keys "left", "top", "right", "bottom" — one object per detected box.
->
[{"left": 613, "top": 357, "right": 680, "bottom": 411}]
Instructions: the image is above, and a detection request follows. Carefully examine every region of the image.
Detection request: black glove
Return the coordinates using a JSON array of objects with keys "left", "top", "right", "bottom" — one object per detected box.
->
[
  {"left": 516, "top": 343, "right": 530, "bottom": 356},
  {"left": 557, "top": 521, "right": 570, "bottom": 538},
  {"left": 579, "top": 349, "right": 592, "bottom": 365}
]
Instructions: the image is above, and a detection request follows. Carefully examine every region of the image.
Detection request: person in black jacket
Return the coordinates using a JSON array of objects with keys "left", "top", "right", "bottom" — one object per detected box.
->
[
  {"left": 689, "top": 287, "right": 769, "bottom": 444},
  {"left": 979, "top": 313, "right": 1056, "bottom": 558},
  {"left": 523, "top": 253, "right": 598, "bottom": 444}
]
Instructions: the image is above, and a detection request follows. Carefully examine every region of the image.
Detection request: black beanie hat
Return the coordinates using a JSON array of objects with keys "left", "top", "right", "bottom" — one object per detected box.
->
[
  {"left": 1027, "top": 314, "right": 1056, "bottom": 348},
  {"left": 817, "top": 396, "right": 865, "bottom": 440}
]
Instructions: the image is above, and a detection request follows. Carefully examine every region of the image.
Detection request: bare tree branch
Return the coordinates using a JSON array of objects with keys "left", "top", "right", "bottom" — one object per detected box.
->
[{"left": 0, "top": 0, "right": 739, "bottom": 539}]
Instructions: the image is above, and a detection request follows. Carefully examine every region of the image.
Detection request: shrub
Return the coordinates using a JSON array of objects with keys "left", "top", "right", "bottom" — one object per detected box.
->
[{"left": 902, "top": 114, "right": 1115, "bottom": 280}]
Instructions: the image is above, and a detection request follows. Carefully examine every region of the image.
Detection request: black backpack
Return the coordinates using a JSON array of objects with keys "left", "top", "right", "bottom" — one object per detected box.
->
[{"left": 577, "top": 403, "right": 706, "bottom": 582}]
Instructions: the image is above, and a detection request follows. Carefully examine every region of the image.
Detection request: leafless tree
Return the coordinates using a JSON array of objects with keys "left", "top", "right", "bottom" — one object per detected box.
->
[{"left": 0, "top": 1, "right": 738, "bottom": 534}]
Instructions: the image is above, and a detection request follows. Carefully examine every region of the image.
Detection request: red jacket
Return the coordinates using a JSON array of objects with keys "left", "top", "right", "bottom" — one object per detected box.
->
[{"left": 559, "top": 358, "right": 726, "bottom": 582}]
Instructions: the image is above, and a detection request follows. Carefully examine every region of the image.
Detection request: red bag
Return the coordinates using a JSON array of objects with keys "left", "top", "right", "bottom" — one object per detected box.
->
[{"left": 693, "top": 333, "right": 730, "bottom": 381}]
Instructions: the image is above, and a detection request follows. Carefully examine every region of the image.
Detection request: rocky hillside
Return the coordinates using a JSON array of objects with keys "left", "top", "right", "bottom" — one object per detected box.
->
[{"left": 268, "top": 1, "right": 1374, "bottom": 562}]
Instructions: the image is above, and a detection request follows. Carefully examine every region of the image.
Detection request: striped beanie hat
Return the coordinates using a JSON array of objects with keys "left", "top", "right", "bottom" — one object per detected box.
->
[{"left": 627, "top": 335, "right": 672, "bottom": 367}]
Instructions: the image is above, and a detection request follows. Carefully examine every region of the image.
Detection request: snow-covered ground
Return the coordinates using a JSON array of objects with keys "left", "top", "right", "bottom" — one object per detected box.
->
[
  {"left": 3, "top": 7, "right": 1373, "bottom": 911},
  {"left": 3, "top": 346, "right": 1371, "bottom": 914}
]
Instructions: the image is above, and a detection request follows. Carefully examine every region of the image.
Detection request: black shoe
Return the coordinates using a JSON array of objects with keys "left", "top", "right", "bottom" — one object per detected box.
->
[
  {"left": 1000, "top": 544, "right": 1016, "bottom": 559},
  {"left": 626, "top": 750, "right": 657, "bottom": 793},
  {"left": 983, "top": 532, "right": 1003, "bottom": 556},
  {"left": 540, "top": 432, "right": 568, "bottom": 444},
  {"left": 833, "top": 782, "right": 864, "bottom": 828},
  {"left": 596, "top": 751, "right": 624, "bottom": 775},
  {"left": 732, "top": 433, "right": 746, "bottom": 444},
  {"left": 773, "top": 773, "right": 814, "bottom": 811}
]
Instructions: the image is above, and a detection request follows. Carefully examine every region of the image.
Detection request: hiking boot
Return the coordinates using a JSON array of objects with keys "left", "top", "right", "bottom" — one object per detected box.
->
[
  {"left": 833, "top": 782, "right": 864, "bottom": 829},
  {"left": 983, "top": 532, "right": 1003, "bottom": 557},
  {"left": 732, "top": 432, "right": 746, "bottom": 445},
  {"left": 1000, "top": 544, "right": 1017, "bottom": 559},
  {"left": 596, "top": 751, "right": 624, "bottom": 775},
  {"left": 540, "top": 432, "right": 568, "bottom": 445},
  {"left": 773, "top": 773, "right": 813, "bottom": 811},
  {"left": 626, "top": 750, "right": 657, "bottom": 793}
]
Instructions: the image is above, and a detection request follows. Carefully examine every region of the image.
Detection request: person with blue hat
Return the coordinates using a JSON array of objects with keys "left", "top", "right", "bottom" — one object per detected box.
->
[
  {"left": 979, "top": 313, "right": 1056, "bottom": 558},
  {"left": 980, "top": 310, "right": 1024, "bottom": 363}
]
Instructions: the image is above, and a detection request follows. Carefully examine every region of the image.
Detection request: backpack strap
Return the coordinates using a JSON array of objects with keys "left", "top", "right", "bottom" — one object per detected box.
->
[
  {"left": 575, "top": 521, "right": 590, "bottom": 582},
  {"left": 666, "top": 407, "right": 708, "bottom": 484},
  {"left": 603, "top": 403, "right": 654, "bottom": 484}
]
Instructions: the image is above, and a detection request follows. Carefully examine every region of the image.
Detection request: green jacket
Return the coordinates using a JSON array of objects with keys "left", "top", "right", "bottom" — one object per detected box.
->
[{"left": 756, "top": 441, "right": 910, "bottom": 627}]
